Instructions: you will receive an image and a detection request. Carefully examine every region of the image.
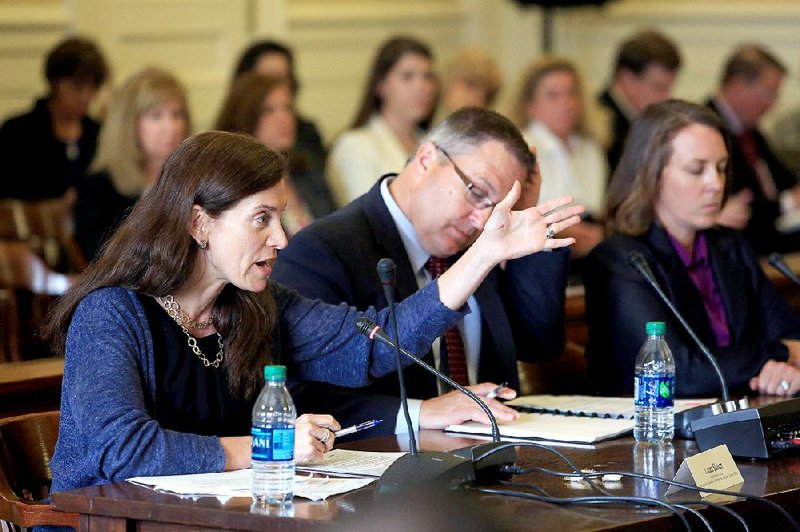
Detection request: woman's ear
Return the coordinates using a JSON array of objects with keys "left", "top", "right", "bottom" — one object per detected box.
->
[{"left": 190, "top": 205, "right": 210, "bottom": 246}]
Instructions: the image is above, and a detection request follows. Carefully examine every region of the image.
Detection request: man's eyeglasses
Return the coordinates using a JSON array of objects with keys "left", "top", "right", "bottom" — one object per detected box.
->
[{"left": 434, "top": 144, "right": 496, "bottom": 210}]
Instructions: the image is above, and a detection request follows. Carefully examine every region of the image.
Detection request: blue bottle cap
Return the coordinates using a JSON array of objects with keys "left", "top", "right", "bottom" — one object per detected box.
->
[
  {"left": 646, "top": 322, "right": 666, "bottom": 335},
  {"left": 264, "top": 365, "right": 287, "bottom": 381}
]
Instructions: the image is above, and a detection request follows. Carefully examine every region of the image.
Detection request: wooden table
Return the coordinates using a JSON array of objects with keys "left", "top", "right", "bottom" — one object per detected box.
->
[{"left": 52, "top": 430, "right": 800, "bottom": 531}]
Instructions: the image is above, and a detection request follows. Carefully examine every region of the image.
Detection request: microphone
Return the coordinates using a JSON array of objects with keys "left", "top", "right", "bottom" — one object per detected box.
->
[
  {"left": 356, "top": 316, "right": 515, "bottom": 493},
  {"left": 768, "top": 253, "right": 800, "bottom": 286},
  {"left": 628, "top": 251, "right": 741, "bottom": 438},
  {"left": 376, "top": 258, "right": 417, "bottom": 456}
]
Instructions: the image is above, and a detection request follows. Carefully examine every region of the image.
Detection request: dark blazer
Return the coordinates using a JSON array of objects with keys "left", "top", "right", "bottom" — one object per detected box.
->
[
  {"left": 597, "top": 88, "right": 630, "bottom": 177},
  {"left": 272, "top": 177, "right": 569, "bottom": 431},
  {"left": 707, "top": 98, "right": 800, "bottom": 254},
  {"left": 74, "top": 170, "right": 138, "bottom": 261},
  {"left": 584, "top": 224, "right": 800, "bottom": 397},
  {"left": 0, "top": 97, "right": 100, "bottom": 199}
]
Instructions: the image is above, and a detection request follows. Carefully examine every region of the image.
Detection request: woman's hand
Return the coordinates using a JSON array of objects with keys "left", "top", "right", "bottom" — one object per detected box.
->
[
  {"left": 749, "top": 359, "right": 800, "bottom": 396},
  {"left": 294, "top": 414, "right": 341, "bottom": 464}
]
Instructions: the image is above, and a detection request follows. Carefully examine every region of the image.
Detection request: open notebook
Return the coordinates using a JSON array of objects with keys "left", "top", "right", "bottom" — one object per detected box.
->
[{"left": 445, "top": 395, "right": 715, "bottom": 444}]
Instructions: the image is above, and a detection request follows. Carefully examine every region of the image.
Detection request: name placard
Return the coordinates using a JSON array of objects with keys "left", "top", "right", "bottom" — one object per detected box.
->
[{"left": 666, "top": 444, "right": 744, "bottom": 497}]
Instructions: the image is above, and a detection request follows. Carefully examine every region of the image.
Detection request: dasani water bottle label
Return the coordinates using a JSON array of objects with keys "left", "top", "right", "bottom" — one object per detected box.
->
[
  {"left": 252, "top": 425, "right": 295, "bottom": 461},
  {"left": 634, "top": 375, "right": 675, "bottom": 408}
]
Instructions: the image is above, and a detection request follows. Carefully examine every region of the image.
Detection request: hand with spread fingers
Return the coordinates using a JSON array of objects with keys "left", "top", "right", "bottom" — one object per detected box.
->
[
  {"left": 479, "top": 182, "right": 584, "bottom": 261},
  {"left": 294, "top": 413, "right": 341, "bottom": 464}
]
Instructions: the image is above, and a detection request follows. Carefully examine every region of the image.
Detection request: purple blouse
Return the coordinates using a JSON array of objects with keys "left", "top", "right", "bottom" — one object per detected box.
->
[{"left": 667, "top": 231, "right": 731, "bottom": 347}]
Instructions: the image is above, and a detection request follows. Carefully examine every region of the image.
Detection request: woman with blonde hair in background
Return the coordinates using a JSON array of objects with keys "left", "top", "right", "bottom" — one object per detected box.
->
[
  {"left": 75, "top": 67, "right": 190, "bottom": 260},
  {"left": 327, "top": 36, "right": 437, "bottom": 206},
  {"left": 513, "top": 56, "right": 607, "bottom": 260}
]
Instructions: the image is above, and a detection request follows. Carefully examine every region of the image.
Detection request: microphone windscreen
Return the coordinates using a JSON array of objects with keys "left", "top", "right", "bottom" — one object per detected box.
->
[{"left": 377, "top": 258, "right": 396, "bottom": 284}]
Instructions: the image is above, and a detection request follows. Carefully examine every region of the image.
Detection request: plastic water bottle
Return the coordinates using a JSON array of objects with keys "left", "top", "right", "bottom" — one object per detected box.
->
[
  {"left": 252, "top": 365, "right": 296, "bottom": 505},
  {"left": 633, "top": 322, "right": 675, "bottom": 443}
]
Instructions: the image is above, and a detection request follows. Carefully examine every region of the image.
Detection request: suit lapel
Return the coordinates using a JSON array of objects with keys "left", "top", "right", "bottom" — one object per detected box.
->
[{"left": 362, "top": 176, "right": 420, "bottom": 301}]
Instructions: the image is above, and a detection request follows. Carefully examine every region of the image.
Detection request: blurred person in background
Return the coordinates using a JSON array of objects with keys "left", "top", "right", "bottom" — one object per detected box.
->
[
  {"left": 327, "top": 36, "right": 437, "bottom": 206},
  {"left": 215, "top": 73, "right": 335, "bottom": 237},
  {"left": 0, "top": 36, "right": 108, "bottom": 199},
  {"left": 513, "top": 56, "right": 607, "bottom": 260},
  {"left": 75, "top": 67, "right": 190, "bottom": 260},
  {"left": 438, "top": 46, "right": 502, "bottom": 117},
  {"left": 708, "top": 44, "right": 800, "bottom": 254},
  {"left": 232, "top": 40, "right": 327, "bottom": 182},
  {"left": 597, "top": 29, "right": 681, "bottom": 174}
]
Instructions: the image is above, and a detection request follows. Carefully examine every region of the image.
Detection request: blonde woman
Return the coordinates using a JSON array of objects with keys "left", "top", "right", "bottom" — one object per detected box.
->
[
  {"left": 513, "top": 56, "right": 607, "bottom": 258},
  {"left": 75, "top": 67, "right": 190, "bottom": 260}
]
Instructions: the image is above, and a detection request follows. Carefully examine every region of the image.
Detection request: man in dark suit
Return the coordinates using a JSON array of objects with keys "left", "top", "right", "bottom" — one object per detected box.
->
[
  {"left": 273, "top": 108, "right": 569, "bottom": 435},
  {"left": 597, "top": 30, "right": 682, "bottom": 174},
  {"left": 708, "top": 44, "right": 800, "bottom": 254}
]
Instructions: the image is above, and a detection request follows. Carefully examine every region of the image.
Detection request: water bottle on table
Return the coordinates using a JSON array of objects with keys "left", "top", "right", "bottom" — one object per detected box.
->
[
  {"left": 252, "top": 365, "right": 296, "bottom": 505},
  {"left": 634, "top": 321, "right": 675, "bottom": 443}
]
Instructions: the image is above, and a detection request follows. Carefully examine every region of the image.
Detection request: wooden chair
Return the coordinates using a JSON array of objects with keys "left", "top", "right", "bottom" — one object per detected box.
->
[
  {"left": 0, "top": 411, "right": 78, "bottom": 529},
  {"left": 0, "top": 241, "right": 75, "bottom": 362},
  {"left": 0, "top": 194, "right": 86, "bottom": 272}
]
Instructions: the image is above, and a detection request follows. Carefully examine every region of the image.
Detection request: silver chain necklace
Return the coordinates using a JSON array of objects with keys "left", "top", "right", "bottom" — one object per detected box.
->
[{"left": 158, "top": 295, "right": 223, "bottom": 368}]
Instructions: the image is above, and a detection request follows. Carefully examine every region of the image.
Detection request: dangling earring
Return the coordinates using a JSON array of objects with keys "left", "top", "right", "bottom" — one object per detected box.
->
[{"left": 198, "top": 239, "right": 207, "bottom": 249}]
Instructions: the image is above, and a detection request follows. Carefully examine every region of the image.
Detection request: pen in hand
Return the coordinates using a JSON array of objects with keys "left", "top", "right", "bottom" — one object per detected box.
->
[
  {"left": 485, "top": 382, "right": 509, "bottom": 400},
  {"left": 334, "top": 419, "right": 383, "bottom": 438}
]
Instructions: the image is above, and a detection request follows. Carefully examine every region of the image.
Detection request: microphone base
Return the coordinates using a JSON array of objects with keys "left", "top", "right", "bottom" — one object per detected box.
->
[
  {"left": 674, "top": 404, "right": 718, "bottom": 439},
  {"left": 375, "top": 443, "right": 516, "bottom": 495}
]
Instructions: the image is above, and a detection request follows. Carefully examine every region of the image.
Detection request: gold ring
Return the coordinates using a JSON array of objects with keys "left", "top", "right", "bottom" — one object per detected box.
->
[{"left": 319, "top": 428, "right": 331, "bottom": 443}]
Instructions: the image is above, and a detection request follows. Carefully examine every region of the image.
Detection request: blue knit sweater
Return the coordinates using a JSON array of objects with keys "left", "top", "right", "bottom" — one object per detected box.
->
[{"left": 51, "top": 280, "right": 463, "bottom": 493}]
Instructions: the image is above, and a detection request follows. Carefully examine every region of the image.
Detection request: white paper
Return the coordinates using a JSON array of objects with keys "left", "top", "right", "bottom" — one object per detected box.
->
[
  {"left": 127, "top": 468, "right": 373, "bottom": 501},
  {"left": 506, "top": 395, "right": 715, "bottom": 419},
  {"left": 297, "top": 449, "right": 406, "bottom": 478},
  {"left": 446, "top": 412, "right": 634, "bottom": 444}
]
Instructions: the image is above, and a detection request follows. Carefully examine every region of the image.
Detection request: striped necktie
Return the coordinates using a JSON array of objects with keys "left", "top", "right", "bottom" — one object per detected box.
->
[{"left": 424, "top": 256, "right": 469, "bottom": 386}]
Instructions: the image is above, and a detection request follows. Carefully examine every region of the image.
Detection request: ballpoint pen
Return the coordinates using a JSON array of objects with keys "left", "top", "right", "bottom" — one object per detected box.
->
[
  {"left": 486, "top": 382, "right": 508, "bottom": 400},
  {"left": 334, "top": 419, "right": 383, "bottom": 437}
]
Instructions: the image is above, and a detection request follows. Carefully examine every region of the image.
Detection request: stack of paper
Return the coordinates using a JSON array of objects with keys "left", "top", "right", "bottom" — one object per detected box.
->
[{"left": 127, "top": 449, "right": 406, "bottom": 501}]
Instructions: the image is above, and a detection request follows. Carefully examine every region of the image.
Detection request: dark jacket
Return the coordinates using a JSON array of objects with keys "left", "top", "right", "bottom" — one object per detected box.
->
[
  {"left": 0, "top": 98, "right": 100, "bottom": 199},
  {"left": 597, "top": 88, "right": 630, "bottom": 177},
  {"left": 707, "top": 98, "right": 800, "bottom": 254},
  {"left": 272, "top": 177, "right": 569, "bottom": 431},
  {"left": 74, "top": 170, "right": 138, "bottom": 261},
  {"left": 584, "top": 224, "right": 800, "bottom": 397}
]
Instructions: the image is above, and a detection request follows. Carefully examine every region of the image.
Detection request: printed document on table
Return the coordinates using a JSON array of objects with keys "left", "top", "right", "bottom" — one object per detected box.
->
[
  {"left": 127, "top": 469, "right": 373, "bottom": 501},
  {"left": 296, "top": 449, "right": 406, "bottom": 478}
]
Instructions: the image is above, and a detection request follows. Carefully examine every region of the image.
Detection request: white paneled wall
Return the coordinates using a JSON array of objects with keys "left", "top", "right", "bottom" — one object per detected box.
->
[{"left": 1, "top": 0, "right": 800, "bottom": 142}]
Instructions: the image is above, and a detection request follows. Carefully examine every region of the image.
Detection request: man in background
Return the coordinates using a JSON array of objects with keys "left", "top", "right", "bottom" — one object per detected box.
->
[
  {"left": 597, "top": 29, "right": 682, "bottom": 174},
  {"left": 709, "top": 44, "right": 800, "bottom": 254}
]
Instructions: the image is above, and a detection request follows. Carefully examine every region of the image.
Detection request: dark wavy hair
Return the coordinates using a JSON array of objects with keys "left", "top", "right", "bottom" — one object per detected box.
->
[
  {"left": 605, "top": 100, "right": 730, "bottom": 236},
  {"left": 350, "top": 36, "right": 434, "bottom": 129},
  {"left": 215, "top": 73, "right": 290, "bottom": 137},
  {"left": 46, "top": 131, "right": 286, "bottom": 398}
]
